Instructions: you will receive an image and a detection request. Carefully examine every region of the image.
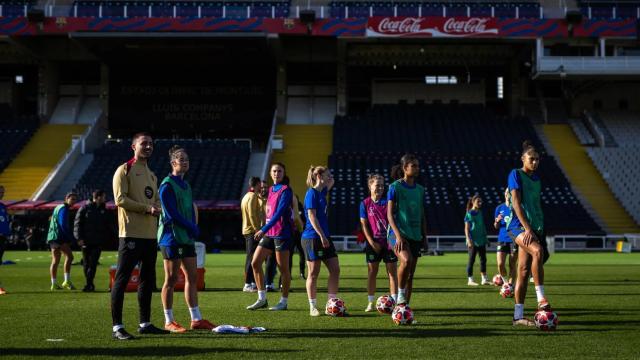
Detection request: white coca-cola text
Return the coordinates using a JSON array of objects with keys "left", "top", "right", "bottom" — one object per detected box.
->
[
  {"left": 378, "top": 17, "right": 424, "bottom": 33},
  {"left": 443, "top": 18, "right": 489, "bottom": 34}
]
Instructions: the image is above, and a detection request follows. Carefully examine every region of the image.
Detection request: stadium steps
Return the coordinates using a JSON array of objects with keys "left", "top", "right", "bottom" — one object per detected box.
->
[
  {"left": 542, "top": 124, "right": 639, "bottom": 234},
  {"left": 534, "top": 124, "right": 606, "bottom": 231},
  {"left": 50, "top": 153, "right": 94, "bottom": 200},
  {"left": 271, "top": 124, "right": 333, "bottom": 201},
  {"left": 0, "top": 124, "right": 87, "bottom": 200}
]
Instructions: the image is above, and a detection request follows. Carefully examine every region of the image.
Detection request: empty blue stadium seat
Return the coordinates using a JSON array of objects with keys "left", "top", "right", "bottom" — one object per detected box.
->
[
  {"left": 328, "top": 104, "right": 601, "bottom": 235},
  {"left": 73, "top": 139, "right": 250, "bottom": 201}
]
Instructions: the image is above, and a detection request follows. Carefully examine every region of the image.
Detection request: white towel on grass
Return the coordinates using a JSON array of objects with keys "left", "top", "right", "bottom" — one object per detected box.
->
[{"left": 212, "top": 325, "right": 266, "bottom": 334}]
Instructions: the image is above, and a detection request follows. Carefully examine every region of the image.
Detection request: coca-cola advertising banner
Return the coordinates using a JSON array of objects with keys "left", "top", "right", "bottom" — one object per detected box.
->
[{"left": 367, "top": 17, "right": 567, "bottom": 38}]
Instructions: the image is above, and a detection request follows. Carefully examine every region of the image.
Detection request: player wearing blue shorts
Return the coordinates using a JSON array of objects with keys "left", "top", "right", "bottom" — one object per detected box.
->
[
  {"left": 249, "top": 163, "right": 293, "bottom": 311},
  {"left": 360, "top": 174, "right": 398, "bottom": 312},
  {"left": 158, "top": 145, "right": 215, "bottom": 332},
  {"left": 494, "top": 188, "right": 516, "bottom": 285},
  {"left": 302, "top": 165, "right": 338, "bottom": 317},
  {"left": 508, "top": 140, "right": 551, "bottom": 327}
]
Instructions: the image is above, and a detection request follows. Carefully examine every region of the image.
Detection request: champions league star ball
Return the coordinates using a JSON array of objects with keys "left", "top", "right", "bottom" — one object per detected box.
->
[
  {"left": 493, "top": 274, "right": 504, "bottom": 286},
  {"left": 391, "top": 304, "right": 414, "bottom": 325},
  {"left": 325, "top": 298, "right": 347, "bottom": 317},
  {"left": 500, "top": 283, "right": 514, "bottom": 298},
  {"left": 534, "top": 310, "right": 558, "bottom": 331},
  {"left": 376, "top": 295, "right": 396, "bottom": 314}
]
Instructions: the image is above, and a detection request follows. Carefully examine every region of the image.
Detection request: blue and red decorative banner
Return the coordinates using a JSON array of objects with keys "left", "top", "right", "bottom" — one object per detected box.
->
[
  {"left": 0, "top": 16, "right": 637, "bottom": 38},
  {"left": 365, "top": 17, "right": 627, "bottom": 38}
]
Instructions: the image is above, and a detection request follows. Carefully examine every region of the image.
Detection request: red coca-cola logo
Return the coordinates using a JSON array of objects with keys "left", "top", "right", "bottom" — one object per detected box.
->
[
  {"left": 378, "top": 17, "right": 424, "bottom": 33},
  {"left": 442, "top": 18, "right": 489, "bottom": 34}
]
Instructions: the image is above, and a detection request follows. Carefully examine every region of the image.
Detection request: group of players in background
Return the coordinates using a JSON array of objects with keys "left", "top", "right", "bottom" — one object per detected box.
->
[
  {"left": 5, "top": 132, "right": 553, "bottom": 338},
  {"left": 242, "top": 139, "right": 551, "bottom": 327}
]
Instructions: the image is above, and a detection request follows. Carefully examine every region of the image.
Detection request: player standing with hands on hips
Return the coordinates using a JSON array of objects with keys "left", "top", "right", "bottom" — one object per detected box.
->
[{"left": 111, "top": 132, "right": 170, "bottom": 340}]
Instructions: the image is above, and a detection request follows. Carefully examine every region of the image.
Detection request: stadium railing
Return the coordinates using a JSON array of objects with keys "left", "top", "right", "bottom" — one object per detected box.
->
[
  {"left": 330, "top": 234, "right": 639, "bottom": 252},
  {"left": 37, "top": 1, "right": 548, "bottom": 19},
  {"left": 32, "top": 114, "right": 107, "bottom": 201},
  {"left": 261, "top": 109, "right": 278, "bottom": 180}
]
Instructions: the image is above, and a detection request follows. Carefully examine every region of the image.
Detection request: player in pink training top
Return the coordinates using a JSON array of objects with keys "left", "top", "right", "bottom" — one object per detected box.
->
[
  {"left": 247, "top": 163, "right": 293, "bottom": 311},
  {"left": 360, "top": 174, "right": 398, "bottom": 312}
]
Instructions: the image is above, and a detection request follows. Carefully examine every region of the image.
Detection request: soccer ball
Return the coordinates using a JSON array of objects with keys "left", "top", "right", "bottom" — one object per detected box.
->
[
  {"left": 500, "top": 283, "right": 514, "bottom": 298},
  {"left": 325, "top": 298, "right": 347, "bottom": 317},
  {"left": 391, "top": 304, "right": 413, "bottom": 325},
  {"left": 376, "top": 295, "right": 396, "bottom": 314},
  {"left": 493, "top": 274, "right": 504, "bottom": 286},
  {"left": 534, "top": 310, "right": 558, "bottom": 331}
]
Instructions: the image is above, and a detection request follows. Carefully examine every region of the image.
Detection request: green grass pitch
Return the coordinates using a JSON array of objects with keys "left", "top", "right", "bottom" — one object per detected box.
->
[{"left": 0, "top": 251, "right": 639, "bottom": 359}]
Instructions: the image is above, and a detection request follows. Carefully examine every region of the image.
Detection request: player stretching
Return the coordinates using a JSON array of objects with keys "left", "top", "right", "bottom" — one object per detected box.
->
[
  {"left": 508, "top": 140, "right": 551, "bottom": 327},
  {"left": 360, "top": 174, "right": 397, "bottom": 311},
  {"left": 247, "top": 163, "right": 293, "bottom": 311},
  {"left": 159, "top": 145, "right": 215, "bottom": 332},
  {"left": 464, "top": 194, "right": 491, "bottom": 286},
  {"left": 302, "top": 165, "right": 338, "bottom": 316},
  {"left": 387, "top": 154, "right": 427, "bottom": 306},
  {"left": 494, "top": 188, "right": 516, "bottom": 285}
]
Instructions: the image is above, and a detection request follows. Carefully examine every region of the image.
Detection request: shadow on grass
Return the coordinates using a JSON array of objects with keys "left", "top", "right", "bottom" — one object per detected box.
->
[
  {"left": 1, "top": 347, "right": 300, "bottom": 357},
  {"left": 205, "top": 286, "right": 489, "bottom": 294},
  {"left": 255, "top": 327, "right": 570, "bottom": 339}
]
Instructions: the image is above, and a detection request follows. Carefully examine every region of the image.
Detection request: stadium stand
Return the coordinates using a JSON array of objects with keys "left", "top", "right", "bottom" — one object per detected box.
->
[
  {"left": 271, "top": 124, "right": 333, "bottom": 201},
  {"left": 543, "top": 124, "right": 638, "bottom": 233},
  {"left": 328, "top": 1, "right": 541, "bottom": 18},
  {"left": 585, "top": 111, "right": 640, "bottom": 225},
  {"left": 328, "top": 104, "right": 601, "bottom": 235},
  {"left": 0, "top": 124, "right": 87, "bottom": 201},
  {"left": 72, "top": 139, "right": 250, "bottom": 201},
  {"left": 0, "top": 0, "right": 32, "bottom": 16},
  {"left": 568, "top": 118, "right": 596, "bottom": 146},
  {"left": 579, "top": 0, "right": 640, "bottom": 19},
  {"left": 71, "top": 0, "right": 290, "bottom": 18},
  {"left": 0, "top": 110, "right": 38, "bottom": 174}
]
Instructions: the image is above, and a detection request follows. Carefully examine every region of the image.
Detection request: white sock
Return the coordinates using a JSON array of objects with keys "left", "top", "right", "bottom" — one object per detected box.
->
[
  {"left": 139, "top": 322, "right": 151, "bottom": 328},
  {"left": 189, "top": 306, "right": 202, "bottom": 321},
  {"left": 113, "top": 324, "right": 124, "bottom": 332},
  {"left": 164, "top": 309, "right": 174, "bottom": 324},
  {"left": 51, "top": 277, "right": 57, "bottom": 285},
  {"left": 251, "top": 282, "right": 256, "bottom": 287},
  {"left": 279, "top": 297, "right": 288, "bottom": 305},
  {"left": 328, "top": 293, "right": 336, "bottom": 300},
  {"left": 514, "top": 304, "right": 524, "bottom": 320},
  {"left": 535, "top": 285, "right": 545, "bottom": 302},
  {"left": 468, "top": 277, "right": 474, "bottom": 282},
  {"left": 391, "top": 293, "right": 397, "bottom": 302},
  {"left": 64, "top": 273, "right": 70, "bottom": 282},
  {"left": 481, "top": 274, "right": 488, "bottom": 281},
  {"left": 258, "top": 290, "right": 266, "bottom": 301},
  {"left": 309, "top": 298, "right": 317, "bottom": 308},
  {"left": 244, "top": 283, "right": 251, "bottom": 287},
  {"left": 367, "top": 295, "right": 375, "bottom": 303},
  {"left": 398, "top": 288, "right": 406, "bottom": 302}
]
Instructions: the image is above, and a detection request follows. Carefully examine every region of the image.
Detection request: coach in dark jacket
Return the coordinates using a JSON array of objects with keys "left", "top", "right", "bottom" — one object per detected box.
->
[{"left": 74, "top": 189, "right": 115, "bottom": 292}]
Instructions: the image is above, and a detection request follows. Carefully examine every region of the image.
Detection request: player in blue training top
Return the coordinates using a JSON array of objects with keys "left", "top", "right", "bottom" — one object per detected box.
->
[
  {"left": 494, "top": 188, "right": 515, "bottom": 286},
  {"left": 507, "top": 140, "right": 551, "bottom": 327}
]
